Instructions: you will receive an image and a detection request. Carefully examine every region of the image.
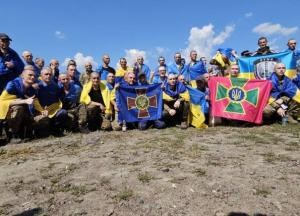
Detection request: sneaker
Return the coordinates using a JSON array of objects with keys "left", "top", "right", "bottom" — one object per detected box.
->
[{"left": 180, "top": 122, "right": 188, "bottom": 130}]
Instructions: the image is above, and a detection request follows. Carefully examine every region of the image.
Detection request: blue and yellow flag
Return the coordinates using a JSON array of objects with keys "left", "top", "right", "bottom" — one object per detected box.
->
[
  {"left": 186, "top": 86, "right": 208, "bottom": 129},
  {"left": 238, "top": 51, "right": 296, "bottom": 80},
  {"left": 117, "top": 83, "right": 162, "bottom": 122}
]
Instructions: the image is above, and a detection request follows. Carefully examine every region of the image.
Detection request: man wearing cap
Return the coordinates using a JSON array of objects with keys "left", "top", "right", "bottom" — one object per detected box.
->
[
  {"left": 22, "top": 50, "right": 41, "bottom": 78},
  {"left": 0, "top": 67, "right": 36, "bottom": 143},
  {"left": 0, "top": 33, "right": 24, "bottom": 94}
]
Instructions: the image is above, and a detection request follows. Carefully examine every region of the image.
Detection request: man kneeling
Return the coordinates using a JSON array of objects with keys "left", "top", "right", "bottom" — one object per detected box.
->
[{"left": 163, "top": 74, "right": 190, "bottom": 129}]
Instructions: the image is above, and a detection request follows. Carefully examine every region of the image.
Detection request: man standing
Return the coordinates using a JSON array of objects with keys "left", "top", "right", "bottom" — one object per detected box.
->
[
  {"left": 49, "top": 59, "right": 60, "bottom": 83},
  {"left": 0, "top": 33, "right": 24, "bottom": 93},
  {"left": 168, "top": 52, "right": 188, "bottom": 76},
  {"left": 252, "top": 37, "right": 276, "bottom": 56},
  {"left": 22, "top": 51, "right": 41, "bottom": 78},
  {"left": 97, "top": 54, "right": 116, "bottom": 81},
  {"left": 35, "top": 57, "right": 45, "bottom": 71},
  {"left": 152, "top": 56, "right": 168, "bottom": 82},
  {"left": 133, "top": 56, "right": 151, "bottom": 82},
  {"left": 67, "top": 64, "right": 81, "bottom": 87},
  {"left": 152, "top": 66, "right": 168, "bottom": 87},
  {"left": 79, "top": 62, "right": 94, "bottom": 86},
  {"left": 184, "top": 50, "right": 207, "bottom": 85},
  {"left": 0, "top": 67, "right": 36, "bottom": 143}
]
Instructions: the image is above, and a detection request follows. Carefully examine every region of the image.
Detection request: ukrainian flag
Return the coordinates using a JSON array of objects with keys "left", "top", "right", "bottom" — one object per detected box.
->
[
  {"left": 238, "top": 51, "right": 296, "bottom": 79},
  {"left": 186, "top": 86, "right": 208, "bottom": 129}
]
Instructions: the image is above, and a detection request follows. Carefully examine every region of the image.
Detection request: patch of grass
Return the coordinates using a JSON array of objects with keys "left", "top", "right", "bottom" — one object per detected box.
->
[
  {"left": 0, "top": 148, "right": 7, "bottom": 155},
  {"left": 261, "top": 152, "right": 292, "bottom": 163},
  {"left": 137, "top": 172, "right": 153, "bottom": 183},
  {"left": 192, "top": 168, "right": 206, "bottom": 177},
  {"left": 116, "top": 187, "right": 134, "bottom": 201},
  {"left": 0, "top": 147, "right": 37, "bottom": 160},
  {"left": 254, "top": 187, "right": 271, "bottom": 197},
  {"left": 70, "top": 185, "right": 96, "bottom": 196}
]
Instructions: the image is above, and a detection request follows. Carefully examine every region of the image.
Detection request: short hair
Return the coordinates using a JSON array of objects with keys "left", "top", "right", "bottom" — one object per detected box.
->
[
  {"left": 190, "top": 50, "right": 197, "bottom": 55},
  {"left": 67, "top": 64, "right": 76, "bottom": 70},
  {"left": 158, "top": 66, "right": 166, "bottom": 71},
  {"left": 119, "top": 57, "right": 127, "bottom": 62},
  {"left": 258, "top": 36, "right": 268, "bottom": 43},
  {"left": 158, "top": 56, "right": 165, "bottom": 61},
  {"left": 41, "top": 67, "right": 52, "bottom": 74},
  {"left": 168, "top": 73, "right": 177, "bottom": 79}
]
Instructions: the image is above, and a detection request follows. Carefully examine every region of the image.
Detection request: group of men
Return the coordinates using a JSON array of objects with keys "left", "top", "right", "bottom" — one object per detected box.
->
[{"left": 1, "top": 33, "right": 300, "bottom": 144}]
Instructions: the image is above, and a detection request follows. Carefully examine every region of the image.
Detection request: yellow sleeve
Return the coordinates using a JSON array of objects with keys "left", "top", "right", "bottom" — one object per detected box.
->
[{"left": 0, "top": 91, "right": 17, "bottom": 119}]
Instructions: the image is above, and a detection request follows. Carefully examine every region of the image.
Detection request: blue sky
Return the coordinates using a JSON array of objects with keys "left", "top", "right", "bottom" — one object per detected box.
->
[{"left": 1, "top": 0, "right": 299, "bottom": 71}]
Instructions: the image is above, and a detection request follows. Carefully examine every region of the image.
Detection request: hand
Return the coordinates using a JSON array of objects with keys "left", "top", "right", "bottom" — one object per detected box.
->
[
  {"left": 115, "top": 83, "right": 120, "bottom": 90},
  {"left": 32, "top": 83, "right": 39, "bottom": 90},
  {"left": 174, "top": 100, "right": 181, "bottom": 109},
  {"left": 169, "top": 109, "right": 176, "bottom": 116},
  {"left": 205, "top": 95, "right": 209, "bottom": 100},
  {"left": 50, "top": 64, "right": 56, "bottom": 71},
  {"left": 25, "top": 96, "right": 35, "bottom": 105},
  {"left": 41, "top": 109, "right": 49, "bottom": 117},
  {"left": 99, "top": 104, "right": 106, "bottom": 113},
  {"left": 5, "top": 61, "right": 14, "bottom": 69},
  {"left": 277, "top": 107, "right": 286, "bottom": 117}
]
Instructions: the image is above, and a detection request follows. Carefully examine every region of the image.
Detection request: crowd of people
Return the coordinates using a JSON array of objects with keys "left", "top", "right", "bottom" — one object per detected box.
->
[{"left": 0, "top": 33, "right": 300, "bottom": 144}]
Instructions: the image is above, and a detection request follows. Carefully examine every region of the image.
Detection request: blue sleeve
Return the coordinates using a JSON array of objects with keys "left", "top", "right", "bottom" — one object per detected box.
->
[{"left": 10, "top": 50, "right": 24, "bottom": 75}]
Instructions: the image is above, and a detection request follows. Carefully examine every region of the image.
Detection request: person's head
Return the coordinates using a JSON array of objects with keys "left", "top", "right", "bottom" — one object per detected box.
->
[
  {"left": 287, "top": 39, "right": 297, "bottom": 51},
  {"left": 177, "top": 75, "right": 185, "bottom": 83},
  {"left": 59, "top": 73, "right": 70, "bottom": 86},
  {"left": 102, "top": 54, "right": 110, "bottom": 65},
  {"left": 40, "top": 67, "right": 53, "bottom": 84},
  {"left": 22, "top": 51, "right": 33, "bottom": 63},
  {"left": 158, "top": 56, "right": 165, "bottom": 66},
  {"left": 202, "top": 72, "right": 210, "bottom": 82},
  {"left": 67, "top": 64, "right": 76, "bottom": 79},
  {"left": 85, "top": 61, "right": 93, "bottom": 72},
  {"left": 126, "top": 72, "right": 136, "bottom": 85},
  {"left": 258, "top": 37, "right": 268, "bottom": 48},
  {"left": 200, "top": 57, "right": 207, "bottom": 65},
  {"left": 0, "top": 33, "right": 11, "bottom": 50},
  {"left": 119, "top": 57, "right": 127, "bottom": 68},
  {"left": 168, "top": 73, "right": 177, "bottom": 86},
  {"left": 190, "top": 50, "right": 197, "bottom": 62},
  {"left": 158, "top": 66, "right": 167, "bottom": 77},
  {"left": 21, "top": 66, "right": 36, "bottom": 86},
  {"left": 68, "top": 59, "right": 77, "bottom": 67},
  {"left": 229, "top": 64, "right": 240, "bottom": 78},
  {"left": 35, "top": 57, "right": 44, "bottom": 69},
  {"left": 241, "top": 50, "right": 252, "bottom": 57},
  {"left": 138, "top": 73, "right": 147, "bottom": 84},
  {"left": 196, "top": 76, "right": 206, "bottom": 92},
  {"left": 106, "top": 71, "right": 115, "bottom": 84},
  {"left": 137, "top": 56, "right": 144, "bottom": 65},
  {"left": 274, "top": 63, "right": 286, "bottom": 77},
  {"left": 90, "top": 72, "right": 100, "bottom": 86},
  {"left": 50, "top": 59, "right": 59, "bottom": 69},
  {"left": 174, "top": 52, "right": 182, "bottom": 64}
]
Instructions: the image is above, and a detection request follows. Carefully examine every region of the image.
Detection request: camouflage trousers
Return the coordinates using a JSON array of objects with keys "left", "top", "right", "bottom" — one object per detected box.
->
[
  {"left": 6, "top": 105, "right": 33, "bottom": 135},
  {"left": 81, "top": 104, "right": 112, "bottom": 131},
  {"left": 263, "top": 96, "right": 300, "bottom": 119}
]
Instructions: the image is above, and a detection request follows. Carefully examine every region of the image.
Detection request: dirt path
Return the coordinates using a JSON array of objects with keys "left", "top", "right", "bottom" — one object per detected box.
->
[{"left": 0, "top": 125, "right": 299, "bottom": 216}]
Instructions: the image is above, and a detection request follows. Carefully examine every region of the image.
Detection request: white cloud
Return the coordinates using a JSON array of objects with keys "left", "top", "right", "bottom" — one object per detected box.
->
[
  {"left": 155, "top": 46, "right": 167, "bottom": 55},
  {"left": 123, "top": 49, "right": 147, "bottom": 67},
  {"left": 55, "top": 30, "right": 65, "bottom": 39},
  {"left": 182, "top": 23, "right": 235, "bottom": 59},
  {"left": 252, "top": 22, "right": 298, "bottom": 36},
  {"left": 63, "top": 52, "right": 98, "bottom": 71},
  {"left": 245, "top": 12, "right": 253, "bottom": 18}
]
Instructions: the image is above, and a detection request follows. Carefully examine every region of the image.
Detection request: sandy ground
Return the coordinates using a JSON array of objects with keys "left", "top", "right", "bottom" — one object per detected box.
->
[{"left": 0, "top": 124, "right": 299, "bottom": 216}]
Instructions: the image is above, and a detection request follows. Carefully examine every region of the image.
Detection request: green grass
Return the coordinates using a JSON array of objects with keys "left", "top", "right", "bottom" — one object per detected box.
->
[
  {"left": 116, "top": 187, "right": 134, "bottom": 201},
  {"left": 137, "top": 172, "right": 153, "bottom": 183}
]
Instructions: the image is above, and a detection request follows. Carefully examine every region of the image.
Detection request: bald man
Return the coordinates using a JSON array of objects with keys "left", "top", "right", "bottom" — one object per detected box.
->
[
  {"left": 80, "top": 62, "right": 94, "bottom": 86},
  {"left": 133, "top": 56, "right": 151, "bottom": 82},
  {"left": 264, "top": 63, "right": 300, "bottom": 123},
  {"left": 0, "top": 67, "right": 37, "bottom": 143},
  {"left": 49, "top": 59, "right": 60, "bottom": 83},
  {"left": 22, "top": 50, "right": 40, "bottom": 78},
  {"left": 96, "top": 54, "right": 116, "bottom": 80}
]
